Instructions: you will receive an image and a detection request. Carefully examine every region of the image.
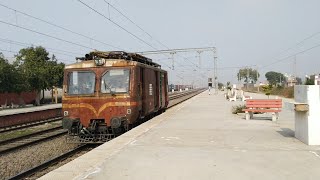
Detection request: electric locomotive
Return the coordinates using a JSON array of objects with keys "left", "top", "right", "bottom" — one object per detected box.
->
[{"left": 62, "top": 51, "right": 168, "bottom": 143}]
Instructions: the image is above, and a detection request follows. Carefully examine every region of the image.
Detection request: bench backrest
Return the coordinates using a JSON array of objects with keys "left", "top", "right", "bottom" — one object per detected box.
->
[{"left": 246, "top": 99, "right": 282, "bottom": 108}]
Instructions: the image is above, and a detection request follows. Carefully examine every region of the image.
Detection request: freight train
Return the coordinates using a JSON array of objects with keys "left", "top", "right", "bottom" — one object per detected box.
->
[{"left": 62, "top": 51, "right": 168, "bottom": 143}]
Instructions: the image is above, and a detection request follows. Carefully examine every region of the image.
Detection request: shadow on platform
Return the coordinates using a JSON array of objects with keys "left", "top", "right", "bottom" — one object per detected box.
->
[{"left": 276, "top": 128, "right": 295, "bottom": 137}]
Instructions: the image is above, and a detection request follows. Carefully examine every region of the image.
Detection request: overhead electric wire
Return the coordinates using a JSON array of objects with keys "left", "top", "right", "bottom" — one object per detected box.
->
[
  {"left": 0, "top": 37, "right": 82, "bottom": 57},
  {"left": 102, "top": 0, "right": 169, "bottom": 50},
  {"left": 102, "top": 0, "right": 203, "bottom": 68},
  {"left": 77, "top": 0, "right": 188, "bottom": 71},
  {"left": 0, "top": 3, "right": 122, "bottom": 50},
  {"left": 260, "top": 42, "right": 320, "bottom": 69},
  {"left": 77, "top": 0, "right": 157, "bottom": 50},
  {"left": 79, "top": 0, "right": 203, "bottom": 72},
  {"left": 0, "top": 20, "right": 94, "bottom": 50},
  {"left": 259, "top": 30, "right": 320, "bottom": 70},
  {"left": 0, "top": 47, "right": 71, "bottom": 63},
  {"left": 0, "top": 48, "right": 17, "bottom": 54},
  {"left": 275, "top": 31, "right": 320, "bottom": 58},
  {"left": 260, "top": 44, "right": 320, "bottom": 69}
]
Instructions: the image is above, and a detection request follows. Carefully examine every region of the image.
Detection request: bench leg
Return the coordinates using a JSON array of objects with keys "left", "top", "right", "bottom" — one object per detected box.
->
[
  {"left": 275, "top": 112, "right": 279, "bottom": 120},
  {"left": 272, "top": 113, "right": 277, "bottom": 122},
  {"left": 245, "top": 111, "right": 250, "bottom": 120},
  {"left": 249, "top": 112, "right": 253, "bottom": 119}
]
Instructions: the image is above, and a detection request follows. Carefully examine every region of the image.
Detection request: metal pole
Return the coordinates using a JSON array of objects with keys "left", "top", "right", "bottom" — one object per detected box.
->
[
  {"left": 170, "top": 52, "right": 175, "bottom": 70},
  {"left": 294, "top": 55, "right": 297, "bottom": 78},
  {"left": 256, "top": 66, "right": 259, "bottom": 92},
  {"left": 213, "top": 50, "right": 218, "bottom": 94},
  {"left": 246, "top": 67, "right": 249, "bottom": 90},
  {"left": 197, "top": 51, "right": 202, "bottom": 68}
]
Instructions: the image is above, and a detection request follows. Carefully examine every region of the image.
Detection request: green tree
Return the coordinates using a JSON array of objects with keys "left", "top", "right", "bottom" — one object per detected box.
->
[
  {"left": 261, "top": 84, "right": 273, "bottom": 98},
  {"left": 296, "top": 77, "right": 302, "bottom": 85},
  {"left": 237, "top": 68, "right": 260, "bottom": 83},
  {"left": 305, "top": 78, "right": 314, "bottom": 85},
  {"left": 15, "top": 46, "right": 65, "bottom": 105},
  {"left": 46, "top": 54, "right": 65, "bottom": 88},
  {"left": 265, "top": 71, "right": 285, "bottom": 85},
  {"left": 0, "top": 54, "right": 11, "bottom": 107},
  {"left": 0, "top": 53, "right": 29, "bottom": 106},
  {"left": 226, "top": 81, "right": 231, "bottom": 90},
  {"left": 218, "top": 82, "right": 224, "bottom": 89},
  {"left": 0, "top": 53, "right": 15, "bottom": 93}
]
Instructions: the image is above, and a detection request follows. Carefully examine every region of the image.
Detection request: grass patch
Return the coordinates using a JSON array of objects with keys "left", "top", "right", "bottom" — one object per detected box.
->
[
  {"left": 232, "top": 104, "right": 246, "bottom": 114},
  {"left": 0, "top": 122, "right": 61, "bottom": 141},
  {"left": 0, "top": 129, "right": 35, "bottom": 141}
]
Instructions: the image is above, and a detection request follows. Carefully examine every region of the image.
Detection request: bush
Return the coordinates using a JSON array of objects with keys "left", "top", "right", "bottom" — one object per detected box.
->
[
  {"left": 282, "top": 86, "right": 294, "bottom": 98},
  {"left": 231, "top": 104, "right": 246, "bottom": 114},
  {"left": 269, "top": 86, "right": 293, "bottom": 98}
]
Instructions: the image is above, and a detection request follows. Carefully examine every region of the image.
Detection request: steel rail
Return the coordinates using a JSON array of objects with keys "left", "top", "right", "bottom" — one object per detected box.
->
[
  {"left": 7, "top": 144, "right": 92, "bottom": 180},
  {"left": 0, "top": 128, "right": 67, "bottom": 154},
  {"left": 0, "top": 117, "right": 62, "bottom": 133},
  {"left": 0, "top": 126, "right": 63, "bottom": 145},
  {"left": 169, "top": 89, "right": 200, "bottom": 100}
]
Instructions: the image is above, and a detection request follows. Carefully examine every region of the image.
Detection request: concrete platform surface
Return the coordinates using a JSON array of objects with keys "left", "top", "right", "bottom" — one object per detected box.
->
[
  {"left": 40, "top": 91, "right": 320, "bottom": 180},
  {"left": 0, "top": 104, "right": 61, "bottom": 117}
]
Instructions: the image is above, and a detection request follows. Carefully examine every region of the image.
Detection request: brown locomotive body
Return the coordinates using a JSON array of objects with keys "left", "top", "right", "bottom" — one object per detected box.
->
[{"left": 62, "top": 51, "right": 168, "bottom": 143}]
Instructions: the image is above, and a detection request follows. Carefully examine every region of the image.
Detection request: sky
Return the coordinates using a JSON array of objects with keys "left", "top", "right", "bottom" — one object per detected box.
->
[{"left": 1, "top": 0, "right": 320, "bottom": 86}]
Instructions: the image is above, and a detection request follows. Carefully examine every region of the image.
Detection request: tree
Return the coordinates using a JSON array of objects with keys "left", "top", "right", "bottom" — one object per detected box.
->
[
  {"left": 46, "top": 54, "right": 65, "bottom": 88},
  {"left": 218, "top": 82, "right": 224, "bottom": 89},
  {"left": 0, "top": 54, "right": 11, "bottom": 107},
  {"left": 265, "top": 71, "right": 285, "bottom": 85},
  {"left": 0, "top": 53, "right": 15, "bottom": 93},
  {"left": 15, "top": 46, "right": 61, "bottom": 105},
  {"left": 0, "top": 53, "right": 29, "bottom": 106},
  {"left": 237, "top": 68, "right": 260, "bottom": 83},
  {"left": 305, "top": 78, "right": 314, "bottom": 85},
  {"left": 226, "top": 81, "right": 231, "bottom": 90},
  {"left": 261, "top": 84, "right": 273, "bottom": 99},
  {"left": 296, "top": 77, "right": 302, "bottom": 85}
]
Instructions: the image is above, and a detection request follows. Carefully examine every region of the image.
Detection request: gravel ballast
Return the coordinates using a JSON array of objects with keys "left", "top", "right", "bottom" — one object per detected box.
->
[{"left": 0, "top": 135, "right": 79, "bottom": 180}]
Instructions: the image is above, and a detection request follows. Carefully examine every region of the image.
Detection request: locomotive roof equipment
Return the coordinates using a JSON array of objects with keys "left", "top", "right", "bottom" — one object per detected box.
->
[{"left": 75, "top": 51, "right": 161, "bottom": 68}]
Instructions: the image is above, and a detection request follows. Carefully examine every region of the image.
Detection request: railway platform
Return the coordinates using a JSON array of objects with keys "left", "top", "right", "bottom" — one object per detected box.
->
[
  {"left": 0, "top": 104, "right": 61, "bottom": 117},
  {"left": 40, "top": 91, "right": 320, "bottom": 180}
]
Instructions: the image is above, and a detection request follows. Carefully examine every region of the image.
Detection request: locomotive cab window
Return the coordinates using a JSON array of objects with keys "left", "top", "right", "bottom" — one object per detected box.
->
[
  {"left": 68, "top": 71, "right": 95, "bottom": 95},
  {"left": 101, "top": 69, "right": 130, "bottom": 94}
]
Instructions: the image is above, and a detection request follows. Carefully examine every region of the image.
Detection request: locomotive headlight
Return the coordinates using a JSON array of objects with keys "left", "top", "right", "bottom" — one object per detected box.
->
[
  {"left": 64, "top": 111, "right": 69, "bottom": 116},
  {"left": 94, "top": 58, "right": 105, "bottom": 66}
]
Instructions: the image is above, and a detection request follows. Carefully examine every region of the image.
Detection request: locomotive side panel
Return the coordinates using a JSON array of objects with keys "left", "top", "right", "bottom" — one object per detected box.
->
[
  {"left": 160, "top": 71, "right": 168, "bottom": 109},
  {"left": 141, "top": 67, "right": 156, "bottom": 115},
  {"left": 154, "top": 71, "right": 160, "bottom": 110}
]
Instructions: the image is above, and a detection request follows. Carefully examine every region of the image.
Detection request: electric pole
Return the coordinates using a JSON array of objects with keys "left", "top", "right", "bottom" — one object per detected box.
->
[
  {"left": 170, "top": 52, "right": 175, "bottom": 70},
  {"left": 213, "top": 51, "right": 218, "bottom": 94}
]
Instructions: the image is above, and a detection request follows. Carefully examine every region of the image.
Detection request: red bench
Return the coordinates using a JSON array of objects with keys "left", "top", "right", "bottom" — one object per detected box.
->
[{"left": 243, "top": 99, "right": 282, "bottom": 121}]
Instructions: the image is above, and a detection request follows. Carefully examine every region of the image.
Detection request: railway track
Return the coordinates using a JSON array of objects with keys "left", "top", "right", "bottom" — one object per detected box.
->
[
  {"left": 169, "top": 89, "right": 203, "bottom": 100},
  {"left": 0, "top": 126, "right": 67, "bottom": 154},
  {"left": 0, "top": 117, "right": 62, "bottom": 134},
  {"left": 8, "top": 144, "right": 93, "bottom": 180}
]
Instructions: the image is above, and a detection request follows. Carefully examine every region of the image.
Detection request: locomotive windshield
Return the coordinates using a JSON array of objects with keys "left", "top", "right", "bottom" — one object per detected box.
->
[
  {"left": 101, "top": 69, "right": 130, "bottom": 94},
  {"left": 68, "top": 71, "right": 95, "bottom": 95}
]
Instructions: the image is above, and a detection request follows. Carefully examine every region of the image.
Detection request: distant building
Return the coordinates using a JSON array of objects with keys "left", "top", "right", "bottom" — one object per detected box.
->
[
  {"left": 315, "top": 75, "right": 320, "bottom": 85},
  {"left": 309, "top": 74, "right": 320, "bottom": 85},
  {"left": 284, "top": 73, "right": 297, "bottom": 87}
]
